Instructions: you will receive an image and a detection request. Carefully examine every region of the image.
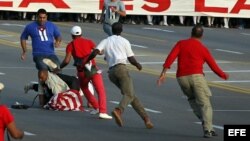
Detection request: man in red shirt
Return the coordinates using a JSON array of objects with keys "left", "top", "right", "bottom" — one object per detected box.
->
[
  {"left": 157, "top": 25, "right": 229, "bottom": 138},
  {"left": 60, "top": 26, "right": 112, "bottom": 119},
  {"left": 0, "top": 83, "right": 24, "bottom": 141}
]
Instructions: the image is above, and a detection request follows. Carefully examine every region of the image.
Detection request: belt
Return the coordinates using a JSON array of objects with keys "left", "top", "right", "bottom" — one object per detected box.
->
[{"left": 109, "top": 63, "right": 125, "bottom": 70}]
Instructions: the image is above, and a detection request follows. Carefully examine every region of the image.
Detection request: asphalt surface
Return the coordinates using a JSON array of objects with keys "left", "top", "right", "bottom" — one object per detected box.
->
[{"left": 0, "top": 20, "right": 250, "bottom": 141}]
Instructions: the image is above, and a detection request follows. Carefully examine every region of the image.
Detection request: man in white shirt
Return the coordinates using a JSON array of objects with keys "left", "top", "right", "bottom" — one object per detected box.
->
[{"left": 86, "top": 22, "right": 153, "bottom": 129}]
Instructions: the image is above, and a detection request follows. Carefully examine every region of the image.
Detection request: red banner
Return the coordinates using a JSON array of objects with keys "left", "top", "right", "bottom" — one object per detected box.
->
[{"left": 0, "top": 0, "right": 249, "bottom": 18}]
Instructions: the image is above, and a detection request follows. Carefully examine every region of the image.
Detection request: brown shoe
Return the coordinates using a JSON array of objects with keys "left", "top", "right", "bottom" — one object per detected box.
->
[
  {"left": 144, "top": 117, "right": 154, "bottom": 129},
  {"left": 111, "top": 108, "right": 123, "bottom": 127}
]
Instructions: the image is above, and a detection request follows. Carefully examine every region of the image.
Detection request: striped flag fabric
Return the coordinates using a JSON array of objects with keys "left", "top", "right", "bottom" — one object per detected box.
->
[{"left": 47, "top": 89, "right": 83, "bottom": 111}]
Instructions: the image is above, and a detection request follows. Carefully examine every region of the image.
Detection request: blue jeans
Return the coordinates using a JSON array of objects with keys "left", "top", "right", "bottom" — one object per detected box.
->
[
  {"left": 33, "top": 54, "right": 60, "bottom": 71},
  {"left": 103, "top": 23, "right": 112, "bottom": 36}
]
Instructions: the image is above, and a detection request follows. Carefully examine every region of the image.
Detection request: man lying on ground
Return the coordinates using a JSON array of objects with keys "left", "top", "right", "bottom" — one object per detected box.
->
[{"left": 24, "top": 59, "right": 83, "bottom": 111}]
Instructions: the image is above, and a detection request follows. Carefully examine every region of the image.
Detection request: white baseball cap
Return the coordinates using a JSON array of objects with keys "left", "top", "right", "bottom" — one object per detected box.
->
[{"left": 71, "top": 26, "right": 82, "bottom": 35}]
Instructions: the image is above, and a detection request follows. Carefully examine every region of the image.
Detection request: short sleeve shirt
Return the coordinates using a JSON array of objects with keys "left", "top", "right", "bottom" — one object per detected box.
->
[
  {"left": 0, "top": 105, "right": 14, "bottom": 141},
  {"left": 96, "top": 35, "right": 134, "bottom": 67},
  {"left": 20, "top": 21, "right": 61, "bottom": 56},
  {"left": 104, "top": 0, "right": 125, "bottom": 25}
]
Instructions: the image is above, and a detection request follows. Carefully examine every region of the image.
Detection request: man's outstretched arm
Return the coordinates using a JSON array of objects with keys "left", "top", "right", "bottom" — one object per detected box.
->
[
  {"left": 85, "top": 49, "right": 101, "bottom": 63},
  {"left": 128, "top": 56, "right": 142, "bottom": 71}
]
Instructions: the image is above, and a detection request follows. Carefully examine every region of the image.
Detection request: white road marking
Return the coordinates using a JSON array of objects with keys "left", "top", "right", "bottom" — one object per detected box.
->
[
  {"left": 215, "top": 49, "right": 243, "bottom": 54},
  {"left": 0, "top": 35, "right": 12, "bottom": 38},
  {"left": 0, "top": 66, "right": 76, "bottom": 70},
  {"left": 13, "top": 41, "right": 31, "bottom": 44},
  {"left": 189, "top": 109, "right": 250, "bottom": 112},
  {"left": 140, "top": 60, "right": 232, "bottom": 65},
  {"left": 240, "top": 33, "right": 250, "bottom": 36},
  {"left": 131, "top": 44, "right": 148, "bottom": 48},
  {"left": 14, "top": 41, "right": 31, "bottom": 45},
  {"left": 206, "top": 70, "right": 250, "bottom": 73},
  {"left": 166, "top": 70, "right": 250, "bottom": 74},
  {"left": 194, "top": 122, "right": 224, "bottom": 130},
  {"left": 213, "top": 110, "right": 250, "bottom": 112},
  {"left": 0, "top": 67, "right": 35, "bottom": 69},
  {"left": 0, "top": 72, "right": 5, "bottom": 75},
  {"left": 216, "top": 61, "right": 233, "bottom": 63},
  {"left": 110, "top": 101, "right": 162, "bottom": 114},
  {"left": 223, "top": 70, "right": 250, "bottom": 73},
  {"left": 140, "top": 62, "right": 164, "bottom": 64},
  {"left": 24, "top": 131, "right": 36, "bottom": 136},
  {"left": 1, "top": 23, "right": 25, "bottom": 27},
  {"left": 143, "top": 27, "right": 174, "bottom": 33},
  {"left": 135, "top": 55, "right": 153, "bottom": 57},
  {"left": 212, "top": 80, "right": 250, "bottom": 83}
]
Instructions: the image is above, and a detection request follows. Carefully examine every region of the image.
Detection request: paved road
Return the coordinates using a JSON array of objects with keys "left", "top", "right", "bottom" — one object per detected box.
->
[{"left": 0, "top": 20, "right": 250, "bottom": 141}]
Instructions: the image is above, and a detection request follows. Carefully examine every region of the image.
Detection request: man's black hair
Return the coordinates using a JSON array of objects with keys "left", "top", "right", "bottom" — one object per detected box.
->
[
  {"left": 37, "top": 8, "right": 47, "bottom": 15},
  {"left": 112, "top": 22, "right": 123, "bottom": 35},
  {"left": 191, "top": 24, "right": 203, "bottom": 38}
]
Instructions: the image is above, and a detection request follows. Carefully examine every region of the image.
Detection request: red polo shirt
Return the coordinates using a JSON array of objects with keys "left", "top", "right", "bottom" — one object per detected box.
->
[
  {"left": 163, "top": 38, "right": 227, "bottom": 79},
  {"left": 66, "top": 37, "right": 96, "bottom": 65}
]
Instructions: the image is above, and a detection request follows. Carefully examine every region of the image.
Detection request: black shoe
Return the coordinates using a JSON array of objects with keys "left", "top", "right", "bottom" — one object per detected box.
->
[
  {"left": 203, "top": 130, "right": 212, "bottom": 138},
  {"left": 11, "top": 103, "right": 29, "bottom": 109},
  {"left": 211, "top": 131, "right": 218, "bottom": 136},
  {"left": 203, "top": 130, "right": 218, "bottom": 138}
]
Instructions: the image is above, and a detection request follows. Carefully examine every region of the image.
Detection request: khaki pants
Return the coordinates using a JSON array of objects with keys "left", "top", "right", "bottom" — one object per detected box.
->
[
  {"left": 108, "top": 64, "right": 148, "bottom": 119},
  {"left": 177, "top": 74, "right": 214, "bottom": 131}
]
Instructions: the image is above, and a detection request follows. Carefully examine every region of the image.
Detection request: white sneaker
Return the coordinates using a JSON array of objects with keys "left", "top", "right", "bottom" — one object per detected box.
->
[
  {"left": 43, "top": 58, "right": 57, "bottom": 70},
  {"left": 163, "top": 22, "right": 168, "bottom": 26},
  {"left": 0, "top": 82, "right": 4, "bottom": 91},
  {"left": 99, "top": 113, "right": 112, "bottom": 119},
  {"left": 24, "top": 82, "right": 38, "bottom": 94},
  {"left": 90, "top": 109, "right": 99, "bottom": 115},
  {"left": 24, "top": 83, "right": 32, "bottom": 94}
]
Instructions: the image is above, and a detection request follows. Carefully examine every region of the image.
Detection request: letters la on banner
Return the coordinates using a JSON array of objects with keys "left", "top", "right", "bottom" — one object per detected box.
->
[{"left": 0, "top": 0, "right": 250, "bottom": 18}]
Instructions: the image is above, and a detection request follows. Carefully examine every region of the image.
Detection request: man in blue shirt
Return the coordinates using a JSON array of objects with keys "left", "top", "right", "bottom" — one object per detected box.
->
[{"left": 20, "top": 8, "right": 62, "bottom": 107}]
